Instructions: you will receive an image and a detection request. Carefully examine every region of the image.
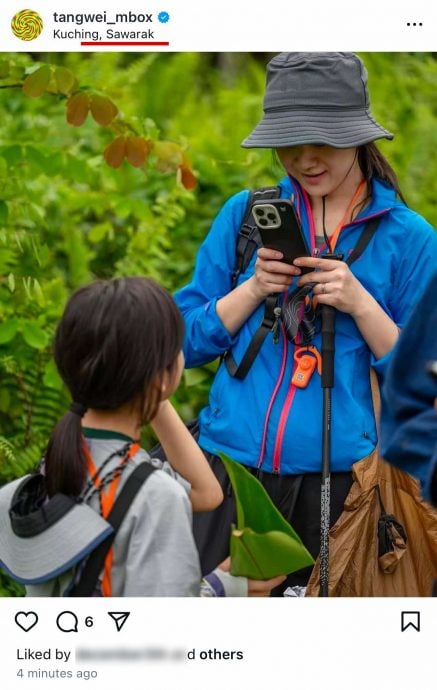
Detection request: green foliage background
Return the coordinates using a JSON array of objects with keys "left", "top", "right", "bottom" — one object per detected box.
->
[{"left": 0, "top": 52, "right": 436, "bottom": 595}]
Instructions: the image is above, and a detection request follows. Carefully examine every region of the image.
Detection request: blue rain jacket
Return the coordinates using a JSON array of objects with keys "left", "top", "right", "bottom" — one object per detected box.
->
[{"left": 175, "top": 176, "right": 437, "bottom": 475}]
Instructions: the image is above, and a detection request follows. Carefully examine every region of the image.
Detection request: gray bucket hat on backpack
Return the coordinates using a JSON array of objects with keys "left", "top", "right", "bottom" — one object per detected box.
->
[
  {"left": 242, "top": 52, "right": 393, "bottom": 149},
  {"left": 0, "top": 474, "right": 112, "bottom": 584}
]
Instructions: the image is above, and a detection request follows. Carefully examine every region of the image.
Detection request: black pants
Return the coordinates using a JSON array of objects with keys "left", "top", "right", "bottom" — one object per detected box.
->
[{"left": 193, "top": 453, "right": 353, "bottom": 596}]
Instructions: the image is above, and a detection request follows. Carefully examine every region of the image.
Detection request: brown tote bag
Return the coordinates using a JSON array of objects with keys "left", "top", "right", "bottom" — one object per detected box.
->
[{"left": 306, "top": 370, "right": 437, "bottom": 596}]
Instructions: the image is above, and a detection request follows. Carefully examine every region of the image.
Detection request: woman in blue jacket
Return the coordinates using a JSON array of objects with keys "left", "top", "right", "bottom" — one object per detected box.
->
[{"left": 175, "top": 53, "right": 437, "bottom": 592}]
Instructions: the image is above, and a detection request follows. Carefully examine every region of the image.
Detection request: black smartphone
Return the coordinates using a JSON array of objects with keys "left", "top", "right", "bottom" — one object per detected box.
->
[{"left": 252, "top": 198, "right": 311, "bottom": 270}]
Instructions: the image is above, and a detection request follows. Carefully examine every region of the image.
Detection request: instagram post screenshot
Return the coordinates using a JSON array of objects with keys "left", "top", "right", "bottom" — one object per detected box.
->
[{"left": 0, "top": 1, "right": 436, "bottom": 688}]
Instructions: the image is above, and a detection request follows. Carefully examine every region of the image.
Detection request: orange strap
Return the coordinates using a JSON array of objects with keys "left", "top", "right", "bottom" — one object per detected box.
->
[
  {"left": 323, "top": 179, "right": 367, "bottom": 253},
  {"left": 83, "top": 440, "right": 140, "bottom": 597}
]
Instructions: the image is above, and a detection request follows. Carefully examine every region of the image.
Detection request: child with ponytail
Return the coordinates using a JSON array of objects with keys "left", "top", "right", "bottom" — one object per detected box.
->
[{"left": 0, "top": 277, "right": 284, "bottom": 597}]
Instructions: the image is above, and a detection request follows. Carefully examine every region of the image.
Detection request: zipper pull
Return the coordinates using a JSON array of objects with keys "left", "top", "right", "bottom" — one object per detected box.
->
[{"left": 272, "top": 306, "right": 282, "bottom": 344}]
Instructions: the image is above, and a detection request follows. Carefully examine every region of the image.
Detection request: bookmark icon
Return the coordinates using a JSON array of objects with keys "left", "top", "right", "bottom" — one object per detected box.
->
[{"left": 401, "top": 611, "right": 420, "bottom": 632}]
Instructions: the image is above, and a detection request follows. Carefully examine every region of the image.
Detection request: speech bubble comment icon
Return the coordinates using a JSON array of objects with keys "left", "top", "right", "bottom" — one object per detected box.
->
[
  {"left": 56, "top": 610, "right": 79, "bottom": 633},
  {"left": 15, "top": 611, "right": 38, "bottom": 632}
]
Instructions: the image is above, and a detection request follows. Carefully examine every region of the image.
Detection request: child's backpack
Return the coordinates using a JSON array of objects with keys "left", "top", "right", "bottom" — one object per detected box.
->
[{"left": 0, "top": 460, "right": 155, "bottom": 596}]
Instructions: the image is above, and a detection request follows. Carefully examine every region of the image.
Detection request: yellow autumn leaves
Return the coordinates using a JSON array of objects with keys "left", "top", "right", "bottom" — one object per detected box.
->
[
  {"left": 102, "top": 137, "right": 195, "bottom": 189},
  {"left": 21, "top": 64, "right": 196, "bottom": 190}
]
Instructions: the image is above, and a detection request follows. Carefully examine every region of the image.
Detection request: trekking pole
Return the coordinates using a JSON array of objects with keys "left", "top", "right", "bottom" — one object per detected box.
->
[{"left": 319, "top": 253, "right": 342, "bottom": 597}]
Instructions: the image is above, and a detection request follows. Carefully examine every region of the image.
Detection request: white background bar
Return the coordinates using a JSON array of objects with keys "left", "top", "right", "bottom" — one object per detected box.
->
[
  {"left": 0, "top": 1, "right": 435, "bottom": 51},
  {"left": 1, "top": 597, "right": 436, "bottom": 690}
]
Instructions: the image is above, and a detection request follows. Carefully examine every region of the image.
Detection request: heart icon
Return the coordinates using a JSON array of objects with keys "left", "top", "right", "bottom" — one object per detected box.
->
[{"left": 15, "top": 611, "right": 38, "bottom": 632}]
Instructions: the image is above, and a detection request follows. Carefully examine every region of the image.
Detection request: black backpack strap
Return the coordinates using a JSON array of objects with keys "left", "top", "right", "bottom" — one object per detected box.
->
[
  {"left": 68, "top": 461, "right": 156, "bottom": 596},
  {"left": 346, "top": 216, "right": 381, "bottom": 267},
  {"left": 224, "top": 295, "right": 279, "bottom": 379},
  {"left": 231, "top": 186, "right": 280, "bottom": 289},
  {"left": 224, "top": 187, "right": 281, "bottom": 379}
]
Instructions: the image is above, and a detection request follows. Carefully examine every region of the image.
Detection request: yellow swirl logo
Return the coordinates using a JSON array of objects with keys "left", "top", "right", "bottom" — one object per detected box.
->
[{"left": 11, "top": 9, "right": 43, "bottom": 41}]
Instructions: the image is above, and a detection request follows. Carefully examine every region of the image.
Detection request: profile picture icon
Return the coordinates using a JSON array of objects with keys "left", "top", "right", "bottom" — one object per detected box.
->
[{"left": 11, "top": 9, "right": 43, "bottom": 41}]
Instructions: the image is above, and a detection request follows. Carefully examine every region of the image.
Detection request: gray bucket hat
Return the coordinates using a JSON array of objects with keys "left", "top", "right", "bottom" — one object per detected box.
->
[
  {"left": 242, "top": 52, "right": 393, "bottom": 149},
  {"left": 0, "top": 474, "right": 112, "bottom": 584}
]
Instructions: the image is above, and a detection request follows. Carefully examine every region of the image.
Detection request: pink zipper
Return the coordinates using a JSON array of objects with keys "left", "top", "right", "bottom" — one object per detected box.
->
[
  {"left": 257, "top": 323, "right": 288, "bottom": 468},
  {"left": 272, "top": 366, "right": 299, "bottom": 473}
]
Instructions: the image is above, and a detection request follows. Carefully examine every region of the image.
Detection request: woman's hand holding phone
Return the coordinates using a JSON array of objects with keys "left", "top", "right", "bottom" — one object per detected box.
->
[
  {"left": 248, "top": 247, "right": 301, "bottom": 300},
  {"left": 250, "top": 199, "right": 311, "bottom": 299}
]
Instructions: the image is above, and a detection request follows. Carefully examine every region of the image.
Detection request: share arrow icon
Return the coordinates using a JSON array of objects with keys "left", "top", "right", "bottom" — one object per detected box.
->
[{"left": 108, "top": 612, "right": 130, "bottom": 632}]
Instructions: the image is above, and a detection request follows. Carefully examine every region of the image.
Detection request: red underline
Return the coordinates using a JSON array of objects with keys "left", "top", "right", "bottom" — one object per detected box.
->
[{"left": 81, "top": 41, "right": 169, "bottom": 46}]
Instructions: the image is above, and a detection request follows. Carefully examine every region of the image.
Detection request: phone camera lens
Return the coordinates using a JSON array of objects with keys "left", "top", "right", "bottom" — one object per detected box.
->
[
  {"left": 254, "top": 208, "right": 263, "bottom": 216},
  {"left": 267, "top": 213, "right": 276, "bottom": 221},
  {"left": 258, "top": 218, "right": 268, "bottom": 226}
]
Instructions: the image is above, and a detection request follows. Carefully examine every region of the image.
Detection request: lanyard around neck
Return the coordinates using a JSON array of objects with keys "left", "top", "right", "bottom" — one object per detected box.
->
[
  {"left": 83, "top": 441, "right": 141, "bottom": 518},
  {"left": 320, "top": 179, "right": 367, "bottom": 254},
  {"left": 82, "top": 440, "right": 141, "bottom": 597}
]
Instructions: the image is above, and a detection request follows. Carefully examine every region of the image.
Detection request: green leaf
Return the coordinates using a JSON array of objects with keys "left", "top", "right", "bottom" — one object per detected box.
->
[
  {"left": 33, "top": 279, "right": 45, "bottom": 307},
  {"left": 0, "top": 388, "right": 11, "bottom": 413},
  {"left": 0, "top": 200, "right": 8, "bottom": 226},
  {"left": 0, "top": 319, "right": 19, "bottom": 344},
  {"left": 22, "top": 322, "right": 50, "bottom": 350},
  {"left": 88, "top": 221, "right": 112, "bottom": 244},
  {"left": 22, "top": 65, "right": 51, "bottom": 98},
  {"left": 7, "top": 273, "right": 15, "bottom": 293},
  {"left": 43, "top": 359, "right": 63, "bottom": 390},
  {"left": 1, "top": 146, "right": 22, "bottom": 166},
  {"left": 0, "top": 60, "right": 10, "bottom": 79},
  {"left": 22, "top": 277, "right": 32, "bottom": 299},
  {"left": 0, "top": 157, "right": 8, "bottom": 177},
  {"left": 54, "top": 66, "right": 76, "bottom": 95},
  {"left": 65, "top": 228, "right": 93, "bottom": 287},
  {"left": 154, "top": 141, "right": 184, "bottom": 172},
  {"left": 25, "top": 146, "right": 50, "bottom": 174},
  {"left": 219, "top": 453, "right": 314, "bottom": 579}
]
